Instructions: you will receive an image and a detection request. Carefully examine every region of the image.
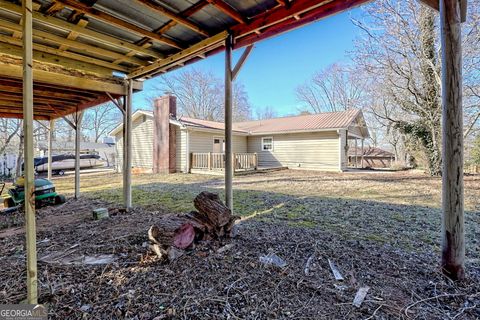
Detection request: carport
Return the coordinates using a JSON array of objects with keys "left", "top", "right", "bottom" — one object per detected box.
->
[{"left": 0, "top": 0, "right": 467, "bottom": 303}]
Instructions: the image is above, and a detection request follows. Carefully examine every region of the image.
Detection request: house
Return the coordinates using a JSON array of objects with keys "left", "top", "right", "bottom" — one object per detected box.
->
[
  {"left": 348, "top": 146, "right": 395, "bottom": 168},
  {"left": 110, "top": 95, "right": 370, "bottom": 174}
]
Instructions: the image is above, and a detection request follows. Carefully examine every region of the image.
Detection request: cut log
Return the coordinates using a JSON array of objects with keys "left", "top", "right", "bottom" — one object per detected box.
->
[
  {"left": 148, "top": 217, "right": 195, "bottom": 250},
  {"left": 194, "top": 191, "right": 231, "bottom": 227}
]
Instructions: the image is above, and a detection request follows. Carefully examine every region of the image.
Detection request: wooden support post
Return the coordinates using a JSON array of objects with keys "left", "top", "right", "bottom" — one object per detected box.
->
[
  {"left": 47, "top": 119, "right": 54, "bottom": 180},
  {"left": 354, "top": 138, "right": 358, "bottom": 168},
  {"left": 74, "top": 111, "right": 83, "bottom": 199},
  {"left": 208, "top": 152, "right": 212, "bottom": 170},
  {"left": 23, "top": 0, "right": 37, "bottom": 304},
  {"left": 361, "top": 139, "right": 364, "bottom": 169},
  {"left": 254, "top": 152, "right": 258, "bottom": 170},
  {"left": 124, "top": 80, "right": 133, "bottom": 209},
  {"left": 224, "top": 32, "right": 233, "bottom": 211},
  {"left": 440, "top": 0, "right": 465, "bottom": 280}
]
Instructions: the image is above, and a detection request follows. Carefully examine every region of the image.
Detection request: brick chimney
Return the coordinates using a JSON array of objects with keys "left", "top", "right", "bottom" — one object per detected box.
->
[{"left": 153, "top": 95, "right": 177, "bottom": 174}]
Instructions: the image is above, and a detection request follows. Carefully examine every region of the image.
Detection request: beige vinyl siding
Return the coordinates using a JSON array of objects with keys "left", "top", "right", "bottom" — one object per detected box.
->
[
  {"left": 188, "top": 131, "right": 247, "bottom": 154},
  {"left": 247, "top": 131, "right": 340, "bottom": 171},
  {"left": 176, "top": 127, "right": 188, "bottom": 172},
  {"left": 348, "top": 124, "right": 363, "bottom": 137},
  {"left": 115, "top": 115, "right": 153, "bottom": 171}
]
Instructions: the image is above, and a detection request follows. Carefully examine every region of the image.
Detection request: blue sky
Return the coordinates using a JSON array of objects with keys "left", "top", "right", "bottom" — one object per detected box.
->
[{"left": 133, "top": 8, "right": 363, "bottom": 117}]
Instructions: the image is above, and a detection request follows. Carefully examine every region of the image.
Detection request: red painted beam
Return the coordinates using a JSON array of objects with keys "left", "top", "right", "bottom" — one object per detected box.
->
[{"left": 233, "top": 0, "right": 372, "bottom": 48}]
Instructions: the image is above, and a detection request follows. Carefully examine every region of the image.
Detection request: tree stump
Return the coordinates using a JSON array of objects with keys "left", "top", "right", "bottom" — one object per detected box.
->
[{"left": 148, "top": 191, "right": 239, "bottom": 260}]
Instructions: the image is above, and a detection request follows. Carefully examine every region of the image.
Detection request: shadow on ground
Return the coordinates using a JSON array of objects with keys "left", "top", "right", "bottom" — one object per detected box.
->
[{"left": 0, "top": 180, "right": 479, "bottom": 319}]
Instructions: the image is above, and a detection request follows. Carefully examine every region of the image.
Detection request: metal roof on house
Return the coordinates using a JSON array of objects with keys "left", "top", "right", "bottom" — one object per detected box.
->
[
  {"left": 235, "top": 109, "right": 364, "bottom": 135},
  {"left": 110, "top": 108, "right": 369, "bottom": 137}
]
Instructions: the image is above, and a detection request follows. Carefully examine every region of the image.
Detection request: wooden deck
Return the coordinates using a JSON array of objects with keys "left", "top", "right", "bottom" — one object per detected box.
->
[{"left": 191, "top": 152, "right": 269, "bottom": 175}]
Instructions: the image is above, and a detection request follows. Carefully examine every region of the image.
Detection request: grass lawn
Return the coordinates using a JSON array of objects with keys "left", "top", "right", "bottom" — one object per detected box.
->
[{"left": 53, "top": 169, "right": 480, "bottom": 256}]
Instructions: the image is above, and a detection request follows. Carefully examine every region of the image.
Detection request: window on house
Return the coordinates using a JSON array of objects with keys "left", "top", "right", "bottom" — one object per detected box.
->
[{"left": 262, "top": 137, "right": 273, "bottom": 151}]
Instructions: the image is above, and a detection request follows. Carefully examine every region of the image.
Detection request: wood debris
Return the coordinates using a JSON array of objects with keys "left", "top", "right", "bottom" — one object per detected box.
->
[
  {"left": 353, "top": 286, "right": 370, "bottom": 308},
  {"left": 328, "top": 259, "right": 344, "bottom": 281}
]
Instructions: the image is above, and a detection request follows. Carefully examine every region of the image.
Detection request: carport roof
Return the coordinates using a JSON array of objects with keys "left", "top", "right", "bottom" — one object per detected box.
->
[{"left": 0, "top": 0, "right": 371, "bottom": 120}]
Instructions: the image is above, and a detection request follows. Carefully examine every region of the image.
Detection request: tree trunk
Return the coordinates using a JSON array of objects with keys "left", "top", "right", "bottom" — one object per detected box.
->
[{"left": 15, "top": 127, "right": 24, "bottom": 177}]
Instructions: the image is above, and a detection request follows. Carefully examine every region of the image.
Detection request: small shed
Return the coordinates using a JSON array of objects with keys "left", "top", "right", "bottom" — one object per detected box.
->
[{"left": 348, "top": 146, "right": 395, "bottom": 168}]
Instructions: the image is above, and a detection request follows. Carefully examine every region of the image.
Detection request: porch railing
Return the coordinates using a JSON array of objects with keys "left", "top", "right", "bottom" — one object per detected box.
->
[{"left": 191, "top": 152, "right": 258, "bottom": 172}]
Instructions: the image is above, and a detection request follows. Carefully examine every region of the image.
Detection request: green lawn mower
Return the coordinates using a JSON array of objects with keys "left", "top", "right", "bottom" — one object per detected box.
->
[{"left": 2, "top": 177, "right": 66, "bottom": 211}]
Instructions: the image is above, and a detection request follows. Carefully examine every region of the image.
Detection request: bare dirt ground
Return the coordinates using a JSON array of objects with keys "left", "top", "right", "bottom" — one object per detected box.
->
[{"left": 0, "top": 169, "right": 479, "bottom": 319}]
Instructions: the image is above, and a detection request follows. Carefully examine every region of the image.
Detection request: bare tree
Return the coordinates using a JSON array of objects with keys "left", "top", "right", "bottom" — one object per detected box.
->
[
  {"left": 0, "top": 119, "right": 22, "bottom": 155},
  {"left": 255, "top": 106, "right": 278, "bottom": 120},
  {"left": 296, "top": 63, "right": 366, "bottom": 113},
  {"left": 156, "top": 68, "right": 252, "bottom": 121},
  {"left": 82, "top": 102, "right": 121, "bottom": 142},
  {"left": 351, "top": 0, "right": 479, "bottom": 175}
]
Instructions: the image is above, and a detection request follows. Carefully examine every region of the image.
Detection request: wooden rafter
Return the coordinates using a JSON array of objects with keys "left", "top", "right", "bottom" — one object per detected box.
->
[
  {"left": 58, "top": 18, "right": 88, "bottom": 51},
  {"left": 0, "top": 63, "right": 139, "bottom": 95},
  {"left": 54, "top": 0, "right": 184, "bottom": 49},
  {"left": 133, "top": 0, "right": 209, "bottom": 37},
  {"left": 0, "top": 34, "right": 130, "bottom": 72},
  {"left": 137, "top": 0, "right": 209, "bottom": 46},
  {"left": 128, "top": 0, "right": 374, "bottom": 79},
  {"left": 128, "top": 31, "right": 228, "bottom": 79},
  {"left": 0, "top": 0, "right": 162, "bottom": 59},
  {"left": 206, "top": 0, "right": 247, "bottom": 24}
]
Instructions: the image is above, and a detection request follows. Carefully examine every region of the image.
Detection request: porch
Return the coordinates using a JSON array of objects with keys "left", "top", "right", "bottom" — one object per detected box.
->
[{"left": 190, "top": 152, "right": 259, "bottom": 175}]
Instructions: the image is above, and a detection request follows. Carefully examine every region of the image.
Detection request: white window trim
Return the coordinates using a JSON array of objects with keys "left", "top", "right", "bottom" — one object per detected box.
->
[{"left": 261, "top": 136, "right": 274, "bottom": 151}]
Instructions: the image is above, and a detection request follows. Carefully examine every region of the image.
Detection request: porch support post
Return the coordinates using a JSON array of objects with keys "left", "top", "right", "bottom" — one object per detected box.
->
[
  {"left": 124, "top": 80, "right": 133, "bottom": 209},
  {"left": 354, "top": 138, "right": 358, "bottom": 168},
  {"left": 74, "top": 111, "right": 83, "bottom": 199},
  {"left": 224, "top": 32, "right": 233, "bottom": 211},
  {"left": 47, "top": 119, "right": 54, "bottom": 180},
  {"left": 440, "top": 0, "right": 465, "bottom": 280},
  {"left": 361, "top": 139, "right": 364, "bottom": 169},
  {"left": 22, "top": 0, "right": 37, "bottom": 304}
]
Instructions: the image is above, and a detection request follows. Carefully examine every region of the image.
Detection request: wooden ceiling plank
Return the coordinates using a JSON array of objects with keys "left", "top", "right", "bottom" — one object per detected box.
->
[
  {"left": 133, "top": 0, "right": 209, "bottom": 36},
  {"left": 54, "top": 0, "right": 184, "bottom": 49},
  {"left": 0, "top": 112, "right": 51, "bottom": 121},
  {"left": 0, "top": 18, "right": 147, "bottom": 66},
  {"left": 0, "top": 94, "right": 78, "bottom": 106},
  {"left": 206, "top": 0, "right": 247, "bottom": 24},
  {"left": 0, "top": 0, "right": 163, "bottom": 59},
  {"left": 0, "top": 81, "right": 99, "bottom": 101}
]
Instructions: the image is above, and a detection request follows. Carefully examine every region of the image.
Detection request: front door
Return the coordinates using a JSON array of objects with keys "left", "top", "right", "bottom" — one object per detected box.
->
[{"left": 213, "top": 137, "right": 224, "bottom": 153}]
